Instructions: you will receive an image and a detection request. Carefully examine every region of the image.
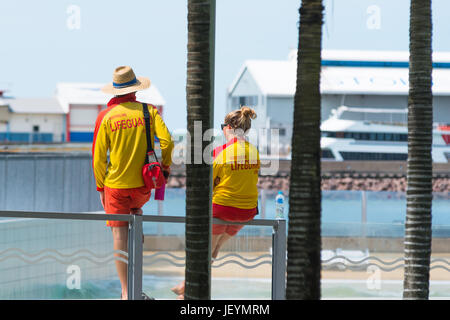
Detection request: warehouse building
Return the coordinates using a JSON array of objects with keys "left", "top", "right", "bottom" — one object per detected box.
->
[
  {"left": 0, "top": 82, "right": 166, "bottom": 144},
  {"left": 0, "top": 94, "right": 64, "bottom": 143},
  {"left": 227, "top": 50, "right": 450, "bottom": 149},
  {"left": 56, "top": 82, "right": 165, "bottom": 142}
]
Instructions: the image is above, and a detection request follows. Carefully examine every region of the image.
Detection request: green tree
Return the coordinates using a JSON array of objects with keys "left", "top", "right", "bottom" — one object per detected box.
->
[
  {"left": 403, "top": 0, "right": 433, "bottom": 300},
  {"left": 184, "top": 0, "right": 215, "bottom": 300},
  {"left": 286, "top": 0, "right": 324, "bottom": 300}
]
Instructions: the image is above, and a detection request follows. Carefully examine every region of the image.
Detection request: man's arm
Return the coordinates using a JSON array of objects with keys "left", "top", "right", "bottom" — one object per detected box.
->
[
  {"left": 92, "top": 116, "right": 109, "bottom": 192},
  {"left": 153, "top": 109, "right": 174, "bottom": 170}
]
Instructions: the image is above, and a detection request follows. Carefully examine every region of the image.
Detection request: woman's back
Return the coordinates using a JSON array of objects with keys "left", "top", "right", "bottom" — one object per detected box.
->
[{"left": 212, "top": 138, "right": 260, "bottom": 209}]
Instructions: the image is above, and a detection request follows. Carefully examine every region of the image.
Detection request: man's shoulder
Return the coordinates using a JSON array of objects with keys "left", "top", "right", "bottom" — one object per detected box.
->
[
  {"left": 101, "top": 103, "right": 142, "bottom": 121},
  {"left": 95, "top": 106, "right": 116, "bottom": 126}
]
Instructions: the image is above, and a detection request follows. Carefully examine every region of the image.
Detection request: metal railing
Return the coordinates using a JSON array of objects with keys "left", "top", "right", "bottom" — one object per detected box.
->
[{"left": 0, "top": 210, "right": 286, "bottom": 300}]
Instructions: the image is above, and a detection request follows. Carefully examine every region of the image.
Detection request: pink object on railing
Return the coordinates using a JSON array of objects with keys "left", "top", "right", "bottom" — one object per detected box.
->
[{"left": 154, "top": 182, "right": 166, "bottom": 201}]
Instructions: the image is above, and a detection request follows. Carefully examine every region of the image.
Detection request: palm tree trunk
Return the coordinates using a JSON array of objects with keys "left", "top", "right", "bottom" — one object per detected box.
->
[
  {"left": 403, "top": 0, "right": 433, "bottom": 300},
  {"left": 286, "top": 0, "right": 324, "bottom": 300},
  {"left": 185, "top": 0, "right": 215, "bottom": 300}
]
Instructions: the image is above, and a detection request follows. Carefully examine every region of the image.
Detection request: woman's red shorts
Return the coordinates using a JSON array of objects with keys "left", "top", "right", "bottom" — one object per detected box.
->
[{"left": 212, "top": 203, "right": 257, "bottom": 236}]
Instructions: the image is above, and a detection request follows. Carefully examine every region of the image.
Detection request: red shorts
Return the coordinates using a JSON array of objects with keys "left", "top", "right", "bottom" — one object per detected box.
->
[
  {"left": 212, "top": 203, "right": 257, "bottom": 236},
  {"left": 104, "top": 186, "right": 151, "bottom": 227}
]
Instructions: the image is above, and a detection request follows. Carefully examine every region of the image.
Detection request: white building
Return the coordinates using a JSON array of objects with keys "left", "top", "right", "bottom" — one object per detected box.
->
[
  {"left": 0, "top": 82, "right": 166, "bottom": 144},
  {"left": 227, "top": 50, "right": 450, "bottom": 151},
  {"left": 0, "top": 96, "right": 64, "bottom": 143},
  {"left": 56, "top": 82, "right": 165, "bottom": 142}
]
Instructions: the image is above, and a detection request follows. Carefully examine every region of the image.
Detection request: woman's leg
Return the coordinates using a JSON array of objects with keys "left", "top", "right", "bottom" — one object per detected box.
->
[
  {"left": 171, "top": 232, "right": 227, "bottom": 297},
  {"left": 212, "top": 232, "right": 233, "bottom": 259},
  {"left": 211, "top": 233, "right": 222, "bottom": 259},
  {"left": 111, "top": 226, "right": 129, "bottom": 300}
]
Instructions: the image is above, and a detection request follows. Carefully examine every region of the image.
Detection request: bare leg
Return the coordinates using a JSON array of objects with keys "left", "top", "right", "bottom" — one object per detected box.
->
[
  {"left": 111, "top": 226, "right": 129, "bottom": 300},
  {"left": 130, "top": 208, "right": 143, "bottom": 215},
  {"left": 171, "top": 233, "right": 225, "bottom": 297},
  {"left": 211, "top": 234, "right": 222, "bottom": 259},
  {"left": 171, "top": 280, "right": 185, "bottom": 296},
  {"left": 212, "top": 233, "right": 233, "bottom": 259},
  {"left": 171, "top": 232, "right": 234, "bottom": 299}
]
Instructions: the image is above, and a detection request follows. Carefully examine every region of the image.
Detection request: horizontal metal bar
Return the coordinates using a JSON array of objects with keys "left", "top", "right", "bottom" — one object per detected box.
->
[
  {"left": 0, "top": 210, "right": 283, "bottom": 227},
  {"left": 142, "top": 215, "right": 280, "bottom": 227},
  {"left": 0, "top": 211, "right": 131, "bottom": 222},
  {"left": 0, "top": 153, "right": 92, "bottom": 159},
  {"left": 213, "top": 218, "right": 280, "bottom": 227},
  {"left": 142, "top": 215, "right": 185, "bottom": 224}
]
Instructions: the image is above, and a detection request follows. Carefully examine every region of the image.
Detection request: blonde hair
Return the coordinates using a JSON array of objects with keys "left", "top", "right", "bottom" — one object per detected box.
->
[{"left": 224, "top": 106, "right": 257, "bottom": 133}]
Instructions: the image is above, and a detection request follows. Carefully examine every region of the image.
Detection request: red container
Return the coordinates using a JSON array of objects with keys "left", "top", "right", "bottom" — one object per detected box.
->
[{"left": 154, "top": 182, "right": 166, "bottom": 201}]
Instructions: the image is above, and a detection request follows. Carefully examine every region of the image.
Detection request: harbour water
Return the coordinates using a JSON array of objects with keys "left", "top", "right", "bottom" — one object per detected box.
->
[{"left": 142, "top": 189, "right": 450, "bottom": 237}]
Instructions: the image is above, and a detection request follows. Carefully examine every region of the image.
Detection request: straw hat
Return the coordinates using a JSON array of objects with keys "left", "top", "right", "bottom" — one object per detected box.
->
[{"left": 102, "top": 66, "right": 150, "bottom": 95}]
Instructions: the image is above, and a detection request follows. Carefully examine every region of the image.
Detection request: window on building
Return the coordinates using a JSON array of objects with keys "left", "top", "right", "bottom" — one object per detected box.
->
[
  {"left": 321, "top": 131, "right": 409, "bottom": 142},
  {"left": 340, "top": 152, "right": 407, "bottom": 161},
  {"left": 321, "top": 149, "right": 335, "bottom": 159},
  {"left": 321, "top": 131, "right": 336, "bottom": 138},
  {"left": 231, "top": 96, "right": 259, "bottom": 107}
]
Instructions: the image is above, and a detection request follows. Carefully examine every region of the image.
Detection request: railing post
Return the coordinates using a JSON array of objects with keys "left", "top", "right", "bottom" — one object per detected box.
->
[
  {"left": 361, "top": 190, "right": 367, "bottom": 238},
  {"left": 157, "top": 200, "right": 164, "bottom": 235},
  {"left": 127, "top": 214, "right": 143, "bottom": 300},
  {"left": 261, "top": 189, "right": 266, "bottom": 219},
  {"left": 272, "top": 219, "right": 286, "bottom": 300}
]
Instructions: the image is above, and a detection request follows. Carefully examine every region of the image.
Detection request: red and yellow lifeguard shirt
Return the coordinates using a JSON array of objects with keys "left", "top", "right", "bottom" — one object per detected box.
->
[
  {"left": 212, "top": 138, "right": 260, "bottom": 209},
  {"left": 92, "top": 94, "right": 174, "bottom": 191}
]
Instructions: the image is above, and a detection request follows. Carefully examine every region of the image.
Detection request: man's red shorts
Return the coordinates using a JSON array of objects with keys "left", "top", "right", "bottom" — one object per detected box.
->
[
  {"left": 212, "top": 203, "right": 257, "bottom": 236},
  {"left": 104, "top": 186, "right": 151, "bottom": 227}
]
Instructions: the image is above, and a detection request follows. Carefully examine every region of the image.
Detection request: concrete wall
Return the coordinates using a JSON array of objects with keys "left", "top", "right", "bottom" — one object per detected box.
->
[
  {"left": 69, "top": 104, "right": 99, "bottom": 142},
  {"left": 434, "top": 96, "right": 450, "bottom": 124},
  {"left": 265, "top": 97, "right": 293, "bottom": 150},
  {"left": 0, "top": 153, "right": 102, "bottom": 212}
]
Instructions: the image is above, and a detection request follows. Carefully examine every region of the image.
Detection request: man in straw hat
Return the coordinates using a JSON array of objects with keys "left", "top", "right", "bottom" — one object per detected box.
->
[{"left": 92, "top": 66, "right": 174, "bottom": 300}]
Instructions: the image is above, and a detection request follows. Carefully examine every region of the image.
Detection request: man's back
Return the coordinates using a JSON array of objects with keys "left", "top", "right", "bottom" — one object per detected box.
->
[{"left": 92, "top": 97, "right": 173, "bottom": 191}]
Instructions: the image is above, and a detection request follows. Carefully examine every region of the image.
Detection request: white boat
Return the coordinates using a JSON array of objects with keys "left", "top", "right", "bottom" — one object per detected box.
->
[{"left": 320, "top": 106, "right": 450, "bottom": 163}]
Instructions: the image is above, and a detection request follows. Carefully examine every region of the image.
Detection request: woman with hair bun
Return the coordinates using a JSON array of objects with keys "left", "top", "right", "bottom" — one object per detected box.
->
[
  {"left": 171, "top": 106, "right": 260, "bottom": 299},
  {"left": 211, "top": 106, "right": 260, "bottom": 258}
]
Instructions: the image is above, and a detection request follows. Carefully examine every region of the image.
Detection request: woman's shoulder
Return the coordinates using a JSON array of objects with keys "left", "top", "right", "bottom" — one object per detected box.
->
[
  {"left": 244, "top": 141, "right": 259, "bottom": 154},
  {"left": 213, "top": 138, "right": 238, "bottom": 159}
]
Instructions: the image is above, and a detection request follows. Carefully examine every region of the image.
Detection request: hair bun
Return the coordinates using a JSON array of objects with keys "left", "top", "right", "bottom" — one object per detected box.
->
[{"left": 241, "top": 106, "right": 257, "bottom": 120}]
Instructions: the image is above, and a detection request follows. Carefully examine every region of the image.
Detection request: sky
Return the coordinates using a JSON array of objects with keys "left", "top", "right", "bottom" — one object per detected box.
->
[{"left": 0, "top": 0, "right": 449, "bottom": 131}]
